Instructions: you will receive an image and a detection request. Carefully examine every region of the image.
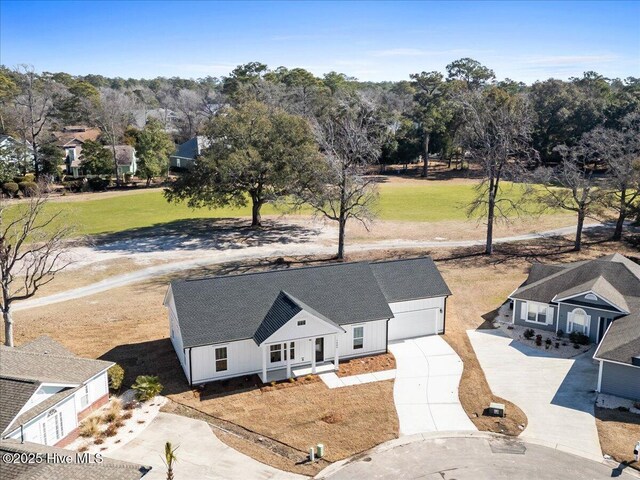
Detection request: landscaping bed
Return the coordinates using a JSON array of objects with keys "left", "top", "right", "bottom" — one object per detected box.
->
[{"left": 337, "top": 352, "right": 396, "bottom": 377}]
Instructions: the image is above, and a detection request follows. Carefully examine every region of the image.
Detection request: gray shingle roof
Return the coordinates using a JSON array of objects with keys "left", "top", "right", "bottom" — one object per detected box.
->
[
  {"left": 171, "top": 136, "right": 209, "bottom": 160},
  {"left": 555, "top": 276, "right": 629, "bottom": 312},
  {"left": 370, "top": 257, "right": 452, "bottom": 302},
  {"left": 0, "top": 344, "right": 113, "bottom": 385},
  {"left": 511, "top": 255, "right": 640, "bottom": 309},
  {"left": 0, "top": 378, "right": 39, "bottom": 434},
  {"left": 0, "top": 440, "right": 150, "bottom": 479},
  {"left": 595, "top": 309, "right": 640, "bottom": 366},
  {"left": 18, "top": 336, "right": 75, "bottom": 357},
  {"left": 170, "top": 257, "right": 450, "bottom": 348}
]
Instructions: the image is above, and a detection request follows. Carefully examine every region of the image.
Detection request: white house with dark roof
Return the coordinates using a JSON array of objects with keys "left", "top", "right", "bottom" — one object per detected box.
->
[
  {"left": 0, "top": 337, "right": 113, "bottom": 447},
  {"left": 508, "top": 253, "right": 640, "bottom": 400},
  {"left": 165, "top": 257, "right": 451, "bottom": 385}
]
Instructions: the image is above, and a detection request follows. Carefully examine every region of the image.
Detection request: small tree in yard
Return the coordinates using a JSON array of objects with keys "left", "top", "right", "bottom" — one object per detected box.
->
[
  {"left": 80, "top": 140, "right": 113, "bottom": 176},
  {"left": 165, "top": 100, "right": 319, "bottom": 227},
  {"left": 457, "top": 87, "right": 535, "bottom": 255},
  {"left": 0, "top": 194, "right": 73, "bottom": 346},
  {"left": 163, "top": 442, "right": 178, "bottom": 480},
  {"left": 135, "top": 119, "right": 174, "bottom": 186},
  {"left": 535, "top": 147, "right": 605, "bottom": 252},
  {"left": 299, "top": 93, "right": 386, "bottom": 259}
]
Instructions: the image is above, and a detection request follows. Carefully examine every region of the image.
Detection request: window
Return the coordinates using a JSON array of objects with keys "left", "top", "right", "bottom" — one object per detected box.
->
[
  {"left": 42, "top": 410, "right": 63, "bottom": 445},
  {"left": 270, "top": 344, "right": 282, "bottom": 363},
  {"left": 79, "top": 385, "right": 89, "bottom": 409},
  {"left": 568, "top": 309, "right": 589, "bottom": 335},
  {"left": 585, "top": 293, "right": 598, "bottom": 301},
  {"left": 297, "top": 320, "right": 306, "bottom": 326},
  {"left": 353, "top": 326, "right": 364, "bottom": 349},
  {"left": 526, "top": 303, "right": 549, "bottom": 324},
  {"left": 215, "top": 347, "right": 228, "bottom": 372}
]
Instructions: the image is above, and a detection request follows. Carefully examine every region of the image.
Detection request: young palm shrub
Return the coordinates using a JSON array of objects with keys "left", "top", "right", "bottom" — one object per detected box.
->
[
  {"left": 131, "top": 375, "right": 163, "bottom": 401},
  {"left": 163, "top": 442, "right": 178, "bottom": 480},
  {"left": 79, "top": 416, "right": 101, "bottom": 438}
]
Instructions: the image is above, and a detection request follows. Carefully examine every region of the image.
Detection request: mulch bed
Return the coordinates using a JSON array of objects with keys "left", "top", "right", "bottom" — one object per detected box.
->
[{"left": 337, "top": 352, "right": 396, "bottom": 377}]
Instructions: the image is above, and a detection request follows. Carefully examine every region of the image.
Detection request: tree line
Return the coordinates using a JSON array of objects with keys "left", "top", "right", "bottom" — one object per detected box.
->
[{"left": 1, "top": 59, "right": 639, "bottom": 258}]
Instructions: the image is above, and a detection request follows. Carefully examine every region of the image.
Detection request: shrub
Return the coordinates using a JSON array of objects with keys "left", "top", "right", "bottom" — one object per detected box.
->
[
  {"left": 63, "top": 180, "right": 83, "bottom": 193},
  {"left": 568, "top": 332, "right": 590, "bottom": 346},
  {"left": 123, "top": 401, "right": 135, "bottom": 411},
  {"left": 535, "top": 334, "right": 543, "bottom": 346},
  {"left": 555, "top": 342, "right": 560, "bottom": 349},
  {"left": 545, "top": 338, "right": 552, "bottom": 345},
  {"left": 24, "top": 173, "right": 35, "bottom": 182},
  {"left": 94, "top": 438, "right": 104, "bottom": 445},
  {"left": 103, "top": 400, "right": 122, "bottom": 423},
  {"left": 573, "top": 344, "right": 580, "bottom": 349},
  {"left": 523, "top": 328, "right": 535, "bottom": 340},
  {"left": 18, "top": 181, "right": 38, "bottom": 197},
  {"left": 13, "top": 176, "right": 25, "bottom": 183},
  {"left": 88, "top": 176, "right": 110, "bottom": 191},
  {"left": 124, "top": 173, "right": 132, "bottom": 183},
  {"left": 121, "top": 411, "right": 133, "bottom": 420},
  {"left": 108, "top": 364, "right": 125, "bottom": 392},
  {"left": 2, "top": 182, "right": 19, "bottom": 197},
  {"left": 633, "top": 402, "right": 640, "bottom": 410},
  {"left": 79, "top": 416, "right": 101, "bottom": 438},
  {"left": 103, "top": 423, "right": 119, "bottom": 437},
  {"left": 557, "top": 330, "right": 564, "bottom": 338},
  {"left": 131, "top": 375, "right": 163, "bottom": 401}
]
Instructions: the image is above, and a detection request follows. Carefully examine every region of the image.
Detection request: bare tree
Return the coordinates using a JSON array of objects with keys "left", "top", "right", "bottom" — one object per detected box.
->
[
  {"left": 92, "top": 88, "right": 135, "bottom": 185},
  {"left": 300, "top": 94, "right": 385, "bottom": 259},
  {"left": 536, "top": 148, "right": 604, "bottom": 251},
  {"left": 12, "top": 65, "right": 67, "bottom": 178},
  {"left": 1, "top": 194, "right": 74, "bottom": 346},
  {"left": 458, "top": 87, "right": 535, "bottom": 255},
  {"left": 170, "top": 88, "right": 205, "bottom": 139}
]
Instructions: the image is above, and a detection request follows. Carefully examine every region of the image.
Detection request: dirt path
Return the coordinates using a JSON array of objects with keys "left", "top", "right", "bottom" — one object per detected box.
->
[{"left": 14, "top": 222, "right": 610, "bottom": 312}]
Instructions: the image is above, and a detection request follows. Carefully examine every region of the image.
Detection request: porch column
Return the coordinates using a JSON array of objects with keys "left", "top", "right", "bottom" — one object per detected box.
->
[
  {"left": 333, "top": 335, "right": 339, "bottom": 371},
  {"left": 262, "top": 344, "right": 267, "bottom": 383},
  {"left": 286, "top": 341, "right": 292, "bottom": 379},
  {"left": 311, "top": 337, "right": 317, "bottom": 374}
]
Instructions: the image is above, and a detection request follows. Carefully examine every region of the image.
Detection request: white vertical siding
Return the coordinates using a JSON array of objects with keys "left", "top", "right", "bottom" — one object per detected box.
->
[
  {"left": 166, "top": 289, "right": 188, "bottom": 380},
  {"left": 7, "top": 395, "right": 77, "bottom": 445},
  {"left": 337, "top": 319, "right": 388, "bottom": 358},
  {"left": 389, "top": 297, "right": 446, "bottom": 334}
]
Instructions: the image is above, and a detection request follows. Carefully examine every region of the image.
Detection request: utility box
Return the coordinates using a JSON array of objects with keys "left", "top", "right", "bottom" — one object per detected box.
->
[
  {"left": 489, "top": 402, "right": 505, "bottom": 417},
  {"left": 316, "top": 444, "right": 325, "bottom": 458}
]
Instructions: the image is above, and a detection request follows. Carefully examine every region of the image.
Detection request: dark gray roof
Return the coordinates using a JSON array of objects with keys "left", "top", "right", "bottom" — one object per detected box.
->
[
  {"left": 0, "top": 343, "right": 113, "bottom": 385},
  {"left": 555, "top": 276, "right": 629, "bottom": 312},
  {"left": 0, "top": 440, "right": 150, "bottom": 479},
  {"left": 370, "top": 257, "right": 452, "bottom": 302},
  {"left": 595, "top": 310, "right": 640, "bottom": 366},
  {"left": 170, "top": 257, "right": 450, "bottom": 348},
  {"left": 0, "top": 378, "right": 39, "bottom": 434},
  {"left": 511, "top": 255, "right": 640, "bottom": 309},
  {"left": 171, "top": 136, "right": 209, "bottom": 160},
  {"left": 520, "top": 263, "right": 570, "bottom": 287}
]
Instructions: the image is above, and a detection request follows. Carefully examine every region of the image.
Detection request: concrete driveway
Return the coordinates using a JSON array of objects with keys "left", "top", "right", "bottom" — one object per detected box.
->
[
  {"left": 388, "top": 336, "right": 477, "bottom": 435},
  {"left": 467, "top": 329, "right": 602, "bottom": 461},
  {"left": 107, "top": 412, "right": 304, "bottom": 480}
]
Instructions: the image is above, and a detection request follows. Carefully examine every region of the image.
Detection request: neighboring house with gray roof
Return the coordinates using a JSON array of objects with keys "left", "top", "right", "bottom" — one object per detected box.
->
[
  {"left": 508, "top": 253, "right": 640, "bottom": 400},
  {"left": 165, "top": 257, "right": 451, "bottom": 385},
  {"left": 169, "top": 135, "right": 210, "bottom": 170},
  {"left": 0, "top": 337, "right": 113, "bottom": 447},
  {"left": 0, "top": 439, "right": 150, "bottom": 479}
]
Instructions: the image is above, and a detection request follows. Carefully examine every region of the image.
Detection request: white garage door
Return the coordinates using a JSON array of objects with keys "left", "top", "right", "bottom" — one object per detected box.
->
[{"left": 388, "top": 307, "right": 438, "bottom": 341}]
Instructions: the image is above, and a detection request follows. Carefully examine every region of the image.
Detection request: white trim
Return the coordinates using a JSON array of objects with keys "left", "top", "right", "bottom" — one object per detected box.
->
[
  {"left": 523, "top": 301, "right": 553, "bottom": 326},
  {"left": 566, "top": 308, "right": 590, "bottom": 336},
  {"left": 593, "top": 321, "right": 615, "bottom": 360},
  {"left": 553, "top": 290, "right": 628, "bottom": 314},
  {"left": 592, "top": 357, "right": 640, "bottom": 369},
  {"left": 596, "top": 360, "right": 603, "bottom": 392}
]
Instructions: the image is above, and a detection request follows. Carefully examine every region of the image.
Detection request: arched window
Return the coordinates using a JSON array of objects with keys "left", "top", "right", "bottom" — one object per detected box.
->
[{"left": 568, "top": 308, "right": 589, "bottom": 336}]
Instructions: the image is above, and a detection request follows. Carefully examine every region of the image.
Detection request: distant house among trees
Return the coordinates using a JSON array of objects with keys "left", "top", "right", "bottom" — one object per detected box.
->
[
  {"left": 111, "top": 144, "right": 138, "bottom": 177},
  {"left": 133, "top": 107, "right": 179, "bottom": 133},
  {"left": 54, "top": 126, "right": 101, "bottom": 176},
  {"left": 169, "top": 135, "right": 210, "bottom": 170}
]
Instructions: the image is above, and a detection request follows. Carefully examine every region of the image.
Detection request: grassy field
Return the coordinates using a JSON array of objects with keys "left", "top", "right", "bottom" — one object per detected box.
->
[{"left": 20, "top": 180, "right": 540, "bottom": 237}]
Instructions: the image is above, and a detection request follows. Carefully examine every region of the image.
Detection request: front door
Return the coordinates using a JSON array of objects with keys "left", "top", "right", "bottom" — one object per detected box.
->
[
  {"left": 315, "top": 338, "right": 324, "bottom": 363},
  {"left": 598, "top": 317, "right": 613, "bottom": 343}
]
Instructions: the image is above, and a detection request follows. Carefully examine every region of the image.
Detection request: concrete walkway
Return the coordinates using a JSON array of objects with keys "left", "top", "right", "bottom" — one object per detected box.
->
[
  {"left": 319, "top": 369, "right": 396, "bottom": 388},
  {"left": 467, "top": 329, "right": 602, "bottom": 461},
  {"left": 317, "top": 432, "right": 638, "bottom": 480},
  {"left": 14, "top": 223, "right": 608, "bottom": 311},
  {"left": 107, "top": 412, "right": 303, "bottom": 480},
  {"left": 388, "top": 336, "right": 476, "bottom": 435}
]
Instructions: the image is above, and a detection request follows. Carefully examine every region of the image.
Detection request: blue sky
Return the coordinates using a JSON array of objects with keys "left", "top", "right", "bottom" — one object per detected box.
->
[{"left": 1, "top": 1, "right": 639, "bottom": 83}]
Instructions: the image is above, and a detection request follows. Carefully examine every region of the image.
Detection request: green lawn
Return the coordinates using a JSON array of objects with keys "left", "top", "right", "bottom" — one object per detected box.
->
[{"left": 18, "top": 180, "right": 540, "bottom": 237}]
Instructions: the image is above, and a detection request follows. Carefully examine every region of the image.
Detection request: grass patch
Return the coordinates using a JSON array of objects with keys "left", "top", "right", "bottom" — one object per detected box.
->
[{"left": 15, "top": 180, "right": 551, "bottom": 237}]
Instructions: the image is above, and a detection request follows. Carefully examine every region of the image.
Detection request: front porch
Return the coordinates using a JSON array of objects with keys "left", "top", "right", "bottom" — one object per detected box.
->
[{"left": 261, "top": 361, "right": 336, "bottom": 383}]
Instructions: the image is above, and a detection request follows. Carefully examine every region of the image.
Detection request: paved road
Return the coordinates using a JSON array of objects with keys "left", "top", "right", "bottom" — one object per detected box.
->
[
  {"left": 388, "top": 336, "right": 476, "bottom": 435},
  {"left": 467, "top": 329, "right": 602, "bottom": 461},
  {"left": 107, "top": 412, "right": 303, "bottom": 480},
  {"left": 14, "top": 223, "right": 608, "bottom": 311},
  {"left": 318, "top": 433, "right": 638, "bottom": 480}
]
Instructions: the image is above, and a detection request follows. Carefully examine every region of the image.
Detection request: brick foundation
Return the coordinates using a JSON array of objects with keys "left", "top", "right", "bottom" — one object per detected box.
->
[
  {"left": 54, "top": 427, "right": 79, "bottom": 448},
  {"left": 77, "top": 393, "right": 109, "bottom": 421}
]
